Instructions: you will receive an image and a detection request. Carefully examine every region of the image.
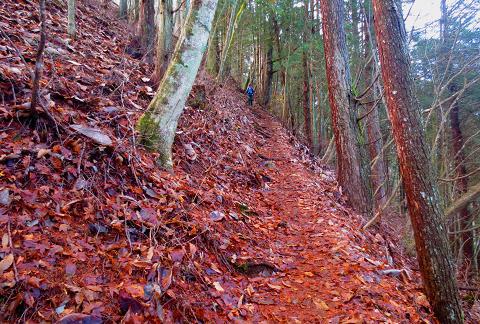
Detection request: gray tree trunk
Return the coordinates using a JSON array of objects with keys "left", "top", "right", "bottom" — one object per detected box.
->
[
  {"left": 153, "top": 0, "right": 174, "bottom": 82},
  {"left": 67, "top": 0, "right": 76, "bottom": 38},
  {"left": 138, "top": 0, "right": 219, "bottom": 169},
  {"left": 119, "top": 0, "right": 128, "bottom": 18}
]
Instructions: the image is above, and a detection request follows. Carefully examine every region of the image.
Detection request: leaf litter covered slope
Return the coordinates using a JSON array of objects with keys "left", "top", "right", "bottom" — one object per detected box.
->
[{"left": 0, "top": 0, "right": 434, "bottom": 322}]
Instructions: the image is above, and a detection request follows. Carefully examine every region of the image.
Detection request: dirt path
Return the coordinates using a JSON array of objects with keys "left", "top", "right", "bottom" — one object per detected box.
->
[{"left": 234, "top": 110, "right": 431, "bottom": 322}]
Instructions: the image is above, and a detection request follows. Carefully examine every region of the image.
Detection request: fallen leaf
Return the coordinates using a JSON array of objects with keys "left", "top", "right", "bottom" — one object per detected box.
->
[
  {"left": 2, "top": 233, "right": 8, "bottom": 249},
  {"left": 70, "top": 124, "right": 113, "bottom": 146},
  {"left": 125, "top": 284, "right": 144, "bottom": 299},
  {"left": 146, "top": 246, "right": 154, "bottom": 261},
  {"left": 210, "top": 263, "right": 222, "bottom": 274},
  {"left": 170, "top": 247, "right": 185, "bottom": 262},
  {"left": 65, "top": 263, "right": 77, "bottom": 276},
  {"left": 160, "top": 267, "right": 173, "bottom": 291},
  {"left": 0, "top": 253, "right": 14, "bottom": 273},
  {"left": 304, "top": 271, "right": 315, "bottom": 277},
  {"left": 213, "top": 281, "right": 224, "bottom": 292},
  {"left": 37, "top": 148, "right": 51, "bottom": 158},
  {"left": 209, "top": 211, "right": 225, "bottom": 222},
  {"left": 267, "top": 283, "right": 282, "bottom": 291},
  {"left": 313, "top": 299, "right": 329, "bottom": 311}
]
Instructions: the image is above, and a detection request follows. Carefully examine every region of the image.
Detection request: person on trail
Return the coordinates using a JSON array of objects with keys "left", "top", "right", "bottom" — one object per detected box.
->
[{"left": 246, "top": 84, "right": 255, "bottom": 106}]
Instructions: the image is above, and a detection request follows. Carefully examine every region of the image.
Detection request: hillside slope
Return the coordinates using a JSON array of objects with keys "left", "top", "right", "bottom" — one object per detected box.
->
[{"left": 0, "top": 0, "right": 433, "bottom": 322}]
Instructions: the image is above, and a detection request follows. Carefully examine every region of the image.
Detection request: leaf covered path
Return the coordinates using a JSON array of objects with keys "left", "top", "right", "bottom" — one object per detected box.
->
[
  {"left": 214, "top": 108, "right": 434, "bottom": 322},
  {"left": 0, "top": 0, "right": 434, "bottom": 321}
]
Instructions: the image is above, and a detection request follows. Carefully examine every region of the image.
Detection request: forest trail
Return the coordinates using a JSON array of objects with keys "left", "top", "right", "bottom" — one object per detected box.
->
[
  {"left": 204, "top": 104, "right": 434, "bottom": 322},
  {"left": 0, "top": 1, "right": 436, "bottom": 322}
]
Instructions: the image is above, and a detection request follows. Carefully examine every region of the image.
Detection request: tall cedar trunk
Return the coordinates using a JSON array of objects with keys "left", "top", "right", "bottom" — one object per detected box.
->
[
  {"left": 440, "top": 0, "right": 472, "bottom": 258},
  {"left": 302, "top": 51, "right": 312, "bottom": 146},
  {"left": 320, "top": 0, "right": 370, "bottom": 214},
  {"left": 138, "top": 0, "right": 155, "bottom": 64},
  {"left": 272, "top": 14, "right": 286, "bottom": 100},
  {"left": 262, "top": 35, "right": 273, "bottom": 106},
  {"left": 119, "top": 0, "right": 128, "bottom": 18},
  {"left": 67, "top": 0, "right": 76, "bottom": 38},
  {"left": 372, "top": 0, "right": 463, "bottom": 322},
  {"left": 363, "top": 0, "right": 386, "bottom": 210},
  {"left": 153, "top": 0, "right": 174, "bottom": 83},
  {"left": 137, "top": 0, "right": 219, "bottom": 169},
  {"left": 302, "top": 0, "right": 312, "bottom": 147}
]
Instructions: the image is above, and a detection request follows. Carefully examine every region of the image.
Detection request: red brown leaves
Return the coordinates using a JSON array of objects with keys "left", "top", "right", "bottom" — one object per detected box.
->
[{"left": 0, "top": 0, "right": 434, "bottom": 322}]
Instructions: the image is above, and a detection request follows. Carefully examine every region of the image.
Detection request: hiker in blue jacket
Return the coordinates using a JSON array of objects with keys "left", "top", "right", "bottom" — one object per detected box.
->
[{"left": 246, "top": 84, "right": 255, "bottom": 106}]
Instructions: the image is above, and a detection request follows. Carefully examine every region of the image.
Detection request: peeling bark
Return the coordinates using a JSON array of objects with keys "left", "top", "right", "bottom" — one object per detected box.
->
[{"left": 138, "top": 0, "right": 219, "bottom": 169}]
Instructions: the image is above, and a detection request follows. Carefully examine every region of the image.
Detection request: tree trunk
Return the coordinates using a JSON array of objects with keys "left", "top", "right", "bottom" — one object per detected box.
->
[
  {"left": 372, "top": 0, "right": 463, "bottom": 322},
  {"left": 119, "top": 0, "right": 128, "bottom": 18},
  {"left": 320, "top": 0, "right": 370, "bottom": 214},
  {"left": 363, "top": 0, "right": 386, "bottom": 210},
  {"left": 349, "top": 0, "right": 360, "bottom": 72},
  {"left": 217, "top": 0, "right": 246, "bottom": 82},
  {"left": 153, "top": 0, "right": 174, "bottom": 82},
  {"left": 173, "top": 0, "right": 182, "bottom": 38},
  {"left": 31, "top": 0, "right": 47, "bottom": 117},
  {"left": 302, "top": 50, "right": 312, "bottom": 147},
  {"left": 449, "top": 85, "right": 471, "bottom": 257},
  {"left": 137, "top": 0, "right": 155, "bottom": 64},
  {"left": 137, "top": 0, "right": 219, "bottom": 169},
  {"left": 302, "top": 0, "right": 312, "bottom": 147},
  {"left": 262, "top": 33, "right": 273, "bottom": 107},
  {"left": 440, "top": 0, "right": 472, "bottom": 259},
  {"left": 67, "top": 0, "right": 76, "bottom": 39}
]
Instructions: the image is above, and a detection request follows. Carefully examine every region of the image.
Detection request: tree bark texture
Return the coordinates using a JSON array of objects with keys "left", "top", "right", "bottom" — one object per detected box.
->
[
  {"left": 261, "top": 35, "right": 273, "bottom": 107},
  {"left": 320, "top": 0, "right": 370, "bottom": 214},
  {"left": 119, "top": 0, "right": 128, "bottom": 18},
  {"left": 302, "top": 0, "right": 312, "bottom": 147},
  {"left": 31, "top": 0, "right": 47, "bottom": 115},
  {"left": 363, "top": 0, "right": 386, "bottom": 210},
  {"left": 372, "top": 0, "right": 463, "bottom": 322},
  {"left": 137, "top": 0, "right": 155, "bottom": 64},
  {"left": 67, "top": 0, "right": 76, "bottom": 38},
  {"left": 153, "top": 0, "right": 174, "bottom": 82},
  {"left": 440, "top": 0, "right": 472, "bottom": 259},
  {"left": 137, "top": 0, "right": 219, "bottom": 169}
]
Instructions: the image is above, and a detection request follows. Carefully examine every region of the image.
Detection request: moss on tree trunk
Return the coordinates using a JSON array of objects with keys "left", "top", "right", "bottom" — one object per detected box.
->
[{"left": 137, "top": 0, "right": 219, "bottom": 170}]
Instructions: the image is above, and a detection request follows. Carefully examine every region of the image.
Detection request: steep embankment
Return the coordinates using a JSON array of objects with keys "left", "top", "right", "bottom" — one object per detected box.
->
[{"left": 1, "top": 0, "right": 433, "bottom": 322}]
